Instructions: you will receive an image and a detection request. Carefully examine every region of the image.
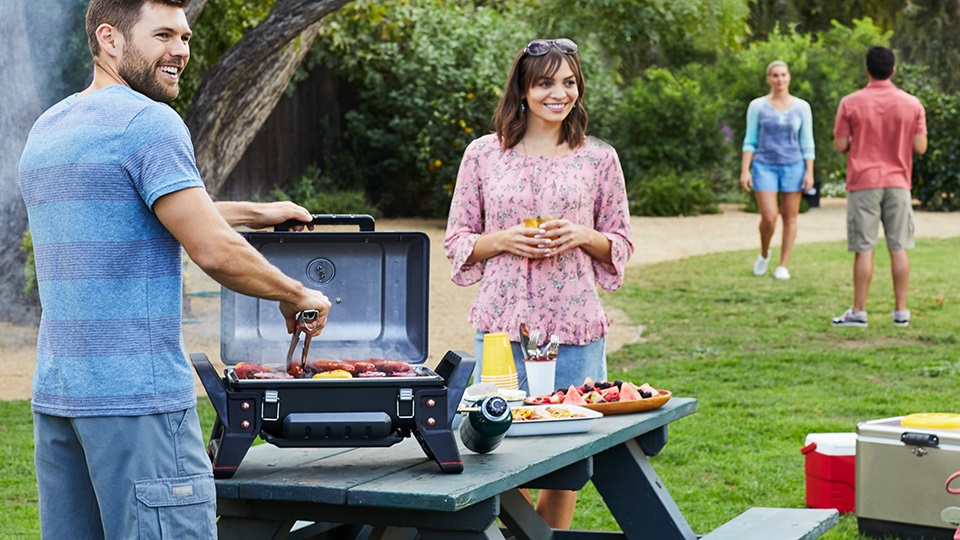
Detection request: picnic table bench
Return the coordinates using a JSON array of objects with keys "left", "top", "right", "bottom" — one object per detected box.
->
[{"left": 213, "top": 396, "right": 838, "bottom": 539}]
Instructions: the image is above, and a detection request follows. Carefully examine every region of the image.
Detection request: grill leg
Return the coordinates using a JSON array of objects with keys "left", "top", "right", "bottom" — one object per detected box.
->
[{"left": 414, "top": 429, "right": 463, "bottom": 474}]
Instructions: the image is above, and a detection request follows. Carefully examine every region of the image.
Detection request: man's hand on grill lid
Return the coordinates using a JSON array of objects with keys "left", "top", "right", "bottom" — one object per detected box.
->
[{"left": 215, "top": 201, "right": 315, "bottom": 231}]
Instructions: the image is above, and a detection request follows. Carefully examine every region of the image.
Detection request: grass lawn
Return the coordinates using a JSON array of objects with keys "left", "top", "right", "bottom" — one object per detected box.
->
[{"left": 2, "top": 237, "right": 959, "bottom": 538}]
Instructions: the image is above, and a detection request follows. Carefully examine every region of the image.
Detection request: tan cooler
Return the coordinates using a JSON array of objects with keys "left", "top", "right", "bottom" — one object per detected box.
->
[{"left": 857, "top": 414, "right": 960, "bottom": 539}]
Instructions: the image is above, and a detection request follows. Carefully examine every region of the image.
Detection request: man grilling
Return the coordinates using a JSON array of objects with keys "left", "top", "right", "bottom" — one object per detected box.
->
[{"left": 18, "top": 0, "right": 331, "bottom": 537}]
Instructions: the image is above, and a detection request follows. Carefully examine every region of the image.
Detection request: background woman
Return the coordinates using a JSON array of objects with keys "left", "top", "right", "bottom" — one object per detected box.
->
[
  {"left": 444, "top": 38, "right": 633, "bottom": 528},
  {"left": 740, "top": 60, "right": 815, "bottom": 280}
]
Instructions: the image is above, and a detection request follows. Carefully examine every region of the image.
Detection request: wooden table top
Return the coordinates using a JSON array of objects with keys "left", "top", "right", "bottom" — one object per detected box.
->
[{"left": 215, "top": 397, "right": 698, "bottom": 512}]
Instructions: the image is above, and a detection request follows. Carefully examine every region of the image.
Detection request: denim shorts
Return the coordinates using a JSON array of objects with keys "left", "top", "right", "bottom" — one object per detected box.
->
[
  {"left": 472, "top": 331, "right": 607, "bottom": 393},
  {"left": 751, "top": 160, "right": 805, "bottom": 192},
  {"left": 34, "top": 409, "right": 217, "bottom": 540}
]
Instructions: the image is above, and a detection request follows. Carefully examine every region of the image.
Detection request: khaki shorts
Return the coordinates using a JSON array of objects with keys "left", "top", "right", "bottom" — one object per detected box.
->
[{"left": 847, "top": 188, "right": 915, "bottom": 252}]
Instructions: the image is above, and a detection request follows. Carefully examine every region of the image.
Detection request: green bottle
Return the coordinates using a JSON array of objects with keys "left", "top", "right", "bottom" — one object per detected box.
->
[{"left": 460, "top": 396, "right": 512, "bottom": 454}]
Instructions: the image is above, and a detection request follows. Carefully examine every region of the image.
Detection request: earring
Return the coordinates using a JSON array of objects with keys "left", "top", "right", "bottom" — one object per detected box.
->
[{"left": 520, "top": 102, "right": 526, "bottom": 113}]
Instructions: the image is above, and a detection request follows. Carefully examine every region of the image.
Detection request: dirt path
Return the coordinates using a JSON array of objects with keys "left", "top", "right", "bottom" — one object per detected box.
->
[{"left": 2, "top": 198, "right": 957, "bottom": 400}]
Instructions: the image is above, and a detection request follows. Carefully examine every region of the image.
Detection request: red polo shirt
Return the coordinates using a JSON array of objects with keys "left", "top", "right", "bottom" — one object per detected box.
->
[{"left": 834, "top": 79, "right": 926, "bottom": 191}]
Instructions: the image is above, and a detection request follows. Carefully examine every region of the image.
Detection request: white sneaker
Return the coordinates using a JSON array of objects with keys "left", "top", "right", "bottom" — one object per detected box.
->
[
  {"left": 753, "top": 254, "right": 770, "bottom": 276},
  {"left": 832, "top": 308, "right": 868, "bottom": 327},
  {"left": 893, "top": 310, "right": 911, "bottom": 327},
  {"left": 773, "top": 266, "right": 791, "bottom": 280}
]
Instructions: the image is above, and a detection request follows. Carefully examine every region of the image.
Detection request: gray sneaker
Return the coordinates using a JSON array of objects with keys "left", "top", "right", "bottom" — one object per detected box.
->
[
  {"left": 832, "top": 308, "right": 868, "bottom": 327},
  {"left": 893, "top": 310, "right": 911, "bottom": 327}
]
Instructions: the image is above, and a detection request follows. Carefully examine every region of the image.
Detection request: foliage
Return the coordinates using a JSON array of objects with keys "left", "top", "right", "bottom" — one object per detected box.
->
[
  {"left": 530, "top": 0, "right": 752, "bottom": 78},
  {"left": 898, "top": 65, "right": 960, "bottom": 211},
  {"left": 894, "top": 1, "right": 960, "bottom": 92},
  {"left": 20, "top": 231, "right": 36, "bottom": 296},
  {"left": 307, "top": 0, "right": 531, "bottom": 217},
  {"left": 746, "top": 0, "right": 960, "bottom": 93},
  {"left": 170, "top": 0, "right": 275, "bottom": 116},
  {"left": 696, "top": 20, "right": 892, "bottom": 188},
  {"left": 747, "top": 0, "right": 902, "bottom": 39},
  {"left": 628, "top": 166, "right": 719, "bottom": 217},
  {"left": 616, "top": 67, "right": 731, "bottom": 190},
  {"left": 268, "top": 163, "right": 381, "bottom": 218}
]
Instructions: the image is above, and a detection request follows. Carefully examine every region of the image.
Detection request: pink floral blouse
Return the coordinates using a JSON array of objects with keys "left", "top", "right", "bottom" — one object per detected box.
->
[{"left": 444, "top": 134, "right": 634, "bottom": 346}]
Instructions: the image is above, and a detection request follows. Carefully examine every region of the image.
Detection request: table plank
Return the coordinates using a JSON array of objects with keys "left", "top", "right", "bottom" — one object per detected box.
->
[
  {"left": 700, "top": 507, "right": 839, "bottom": 540},
  {"left": 345, "top": 398, "right": 697, "bottom": 511},
  {"left": 226, "top": 441, "right": 434, "bottom": 505},
  {"left": 215, "top": 446, "right": 351, "bottom": 500}
]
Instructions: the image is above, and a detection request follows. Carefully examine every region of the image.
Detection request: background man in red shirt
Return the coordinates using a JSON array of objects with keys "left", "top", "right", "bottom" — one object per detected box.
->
[{"left": 831, "top": 46, "right": 927, "bottom": 327}]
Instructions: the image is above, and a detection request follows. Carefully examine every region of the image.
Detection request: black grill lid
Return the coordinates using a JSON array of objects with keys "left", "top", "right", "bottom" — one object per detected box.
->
[{"left": 219, "top": 216, "right": 429, "bottom": 367}]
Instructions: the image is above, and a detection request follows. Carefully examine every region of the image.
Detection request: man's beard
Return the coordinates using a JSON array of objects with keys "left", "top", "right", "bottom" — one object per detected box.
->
[{"left": 118, "top": 42, "right": 181, "bottom": 103}]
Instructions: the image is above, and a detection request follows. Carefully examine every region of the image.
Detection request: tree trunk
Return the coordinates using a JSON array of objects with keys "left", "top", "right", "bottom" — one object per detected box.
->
[
  {"left": 184, "top": 0, "right": 210, "bottom": 25},
  {"left": 186, "top": 0, "right": 353, "bottom": 196},
  {"left": 0, "top": 0, "right": 44, "bottom": 323}
]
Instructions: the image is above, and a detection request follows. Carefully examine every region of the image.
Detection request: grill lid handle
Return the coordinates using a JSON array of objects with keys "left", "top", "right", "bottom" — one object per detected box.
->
[{"left": 275, "top": 214, "right": 376, "bottom": 232}]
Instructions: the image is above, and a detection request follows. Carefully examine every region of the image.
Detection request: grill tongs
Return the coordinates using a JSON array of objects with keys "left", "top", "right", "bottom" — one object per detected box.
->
[{"left": 285, "top": 309, "right": 321, "bottom": 376}]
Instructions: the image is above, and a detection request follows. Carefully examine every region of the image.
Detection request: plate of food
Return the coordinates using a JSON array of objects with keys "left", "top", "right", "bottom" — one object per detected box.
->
[
  {"left": 505, "top": 405, "right": 602, "bottom": 437},
  {"left": 524, "top": 379, "right": 671, "bottom": 415},
  {"left": 461, "top": 382, "right": 526, "bottom": 408}
]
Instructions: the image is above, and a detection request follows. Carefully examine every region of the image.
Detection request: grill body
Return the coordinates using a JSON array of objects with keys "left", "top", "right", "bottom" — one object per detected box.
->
[{"left": 190, "top": 215, "right": 474, "bottom": 478}]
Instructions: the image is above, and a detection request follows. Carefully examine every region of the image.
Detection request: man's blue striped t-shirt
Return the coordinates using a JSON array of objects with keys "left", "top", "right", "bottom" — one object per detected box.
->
[{"left": 19, "top": 85, "right": 205, "bottom": 417}]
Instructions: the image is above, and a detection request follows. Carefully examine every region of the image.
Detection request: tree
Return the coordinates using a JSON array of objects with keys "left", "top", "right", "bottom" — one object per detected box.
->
[
  {"left": 187, "top": 0, "right": 353, "bottom": 196},
  {"left": 0, "top": 0, "right": 352, "bottom": 322},
  {"left": 530, "top": 0, "right": 752, "bottom": 78},
  {"left": 0, "top": 0, "right": 45, "bottom": 322}
]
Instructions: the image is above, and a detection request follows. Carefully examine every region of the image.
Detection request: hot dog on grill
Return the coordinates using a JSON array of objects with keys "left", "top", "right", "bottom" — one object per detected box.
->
[
  {"left": 308, "top": 360, "right": 357, "bottom": 374},
  {"left": 341, "top": 360, "right": 376, "bottom": 373},
  {"left": 369, "top": 359, "right": 411, "bottom": 373}
]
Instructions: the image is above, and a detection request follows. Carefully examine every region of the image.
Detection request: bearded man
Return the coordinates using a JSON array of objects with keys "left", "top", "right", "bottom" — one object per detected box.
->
[{"left": 18, "top": 1, "right": 331, "bottom": 537}]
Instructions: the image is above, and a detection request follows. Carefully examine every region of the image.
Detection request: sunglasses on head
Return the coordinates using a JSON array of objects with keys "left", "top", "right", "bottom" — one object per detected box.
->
[{"left": 524, "top": 38, "right": 578, "bottom": 57}]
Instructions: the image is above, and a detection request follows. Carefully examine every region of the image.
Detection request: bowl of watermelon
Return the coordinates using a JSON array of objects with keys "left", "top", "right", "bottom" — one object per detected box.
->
[{"left": 524, "top": 378, "right": 671, "bottom": 415}]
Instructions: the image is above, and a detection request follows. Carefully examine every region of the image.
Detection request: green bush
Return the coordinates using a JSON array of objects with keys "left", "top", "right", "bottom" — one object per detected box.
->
[
  {"left": 307, "top": 0, "right": 531, "bottom": 217},
  {"left": 898, "top": 65, "right": 960, "bottom": 211},
  {"left": 617, "top": 67, "right": 730, "bottom": 178},
  {"left": 268, "top": 164, "right": 381, "bottom": 218},
  {"left": 628, "top": 166, "right": 719, "bottom": 217}
]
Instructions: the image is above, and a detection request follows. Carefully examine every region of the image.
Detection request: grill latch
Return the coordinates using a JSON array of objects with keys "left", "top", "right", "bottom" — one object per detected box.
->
[
  {"left": 262, "top": 390, "right": 280, "bottom": 421},
  {"left": 397, "top": 388, "right": 415, "bottom": 419}
]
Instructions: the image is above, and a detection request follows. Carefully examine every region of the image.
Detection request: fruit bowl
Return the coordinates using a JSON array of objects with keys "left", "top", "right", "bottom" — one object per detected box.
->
[{"left": 579, "top": 390, "right": 671, "bottom": 415}]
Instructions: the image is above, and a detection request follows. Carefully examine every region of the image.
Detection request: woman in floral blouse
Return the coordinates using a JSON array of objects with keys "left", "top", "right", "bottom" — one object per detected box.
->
[{"left": 444, "top": 38, "right": 633, "bottom": 528}]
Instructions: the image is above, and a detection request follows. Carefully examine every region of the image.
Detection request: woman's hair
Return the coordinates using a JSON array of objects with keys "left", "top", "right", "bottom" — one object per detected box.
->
[
  {"left": 492, "top": 44, "right": 588, "bottom": 151},
  {"left": 766, "top": 60, "right": 788, "bottom": 76},
  {"left": 86, "top": 0, "right": 191, "bottom": 58}
]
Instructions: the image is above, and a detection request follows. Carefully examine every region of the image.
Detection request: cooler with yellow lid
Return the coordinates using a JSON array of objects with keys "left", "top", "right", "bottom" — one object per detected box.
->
[{"left": 857, "top": 414, "right": 960, "bottom": 539}]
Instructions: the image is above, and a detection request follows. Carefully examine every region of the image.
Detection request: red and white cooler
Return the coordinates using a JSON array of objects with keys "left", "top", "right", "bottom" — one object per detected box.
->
[{"left": 801, "top": 432, "right": 856, "bottom": 513}]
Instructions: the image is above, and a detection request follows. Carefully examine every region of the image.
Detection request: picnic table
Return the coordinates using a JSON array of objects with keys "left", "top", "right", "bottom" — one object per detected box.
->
[{"left": 213, "top": 396, "right": 837, "bottom": 539}]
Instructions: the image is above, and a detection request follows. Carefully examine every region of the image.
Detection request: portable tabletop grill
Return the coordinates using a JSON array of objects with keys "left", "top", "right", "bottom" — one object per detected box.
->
[{"left": 190, "top": 215, "right": 475, "bottom": 478}]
